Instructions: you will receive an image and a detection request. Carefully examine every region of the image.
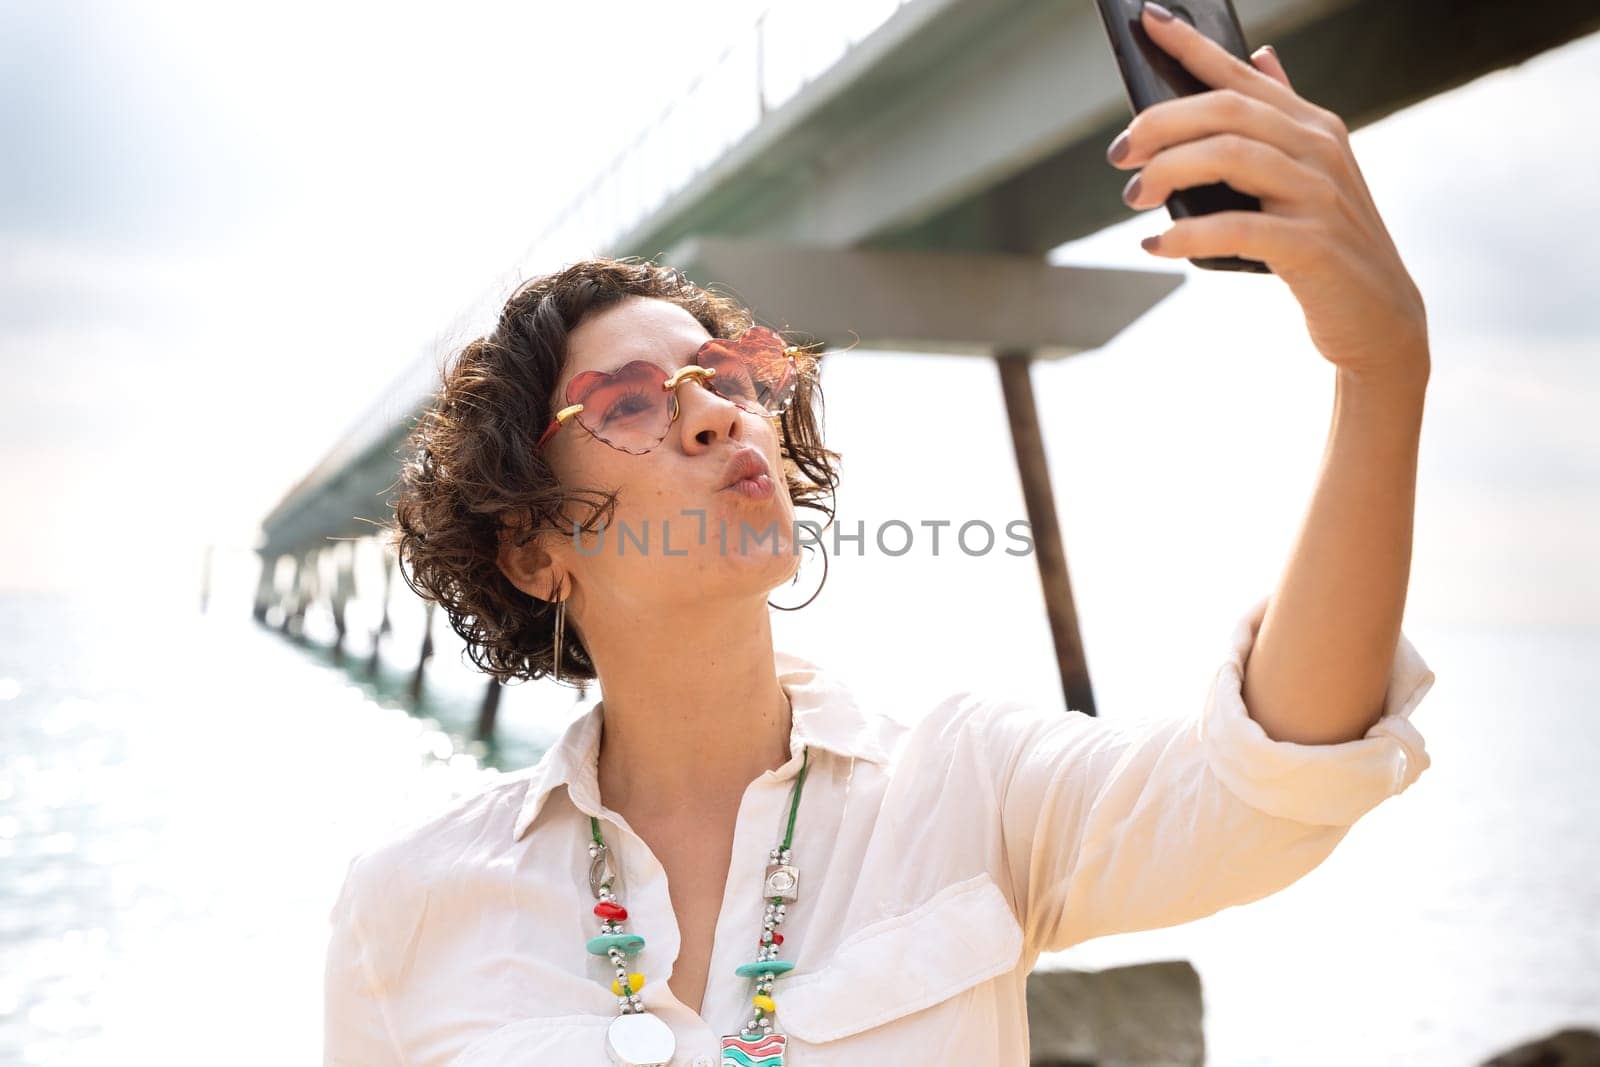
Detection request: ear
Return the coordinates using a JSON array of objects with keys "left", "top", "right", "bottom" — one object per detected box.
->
[
  {"left": 496, "top": 521, "right": 566, "bottom": 603},
  {"left": 1251, "top": 44, "right": 1293, "bottom": 90}
]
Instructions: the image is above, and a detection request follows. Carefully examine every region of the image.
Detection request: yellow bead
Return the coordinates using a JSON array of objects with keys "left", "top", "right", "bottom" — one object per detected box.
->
[
  {"left": 752, "top": 994, "right": 776, "bottom": 1013},
  {"left": 611, "top": 973, "right": 645, "bottom": 995}
]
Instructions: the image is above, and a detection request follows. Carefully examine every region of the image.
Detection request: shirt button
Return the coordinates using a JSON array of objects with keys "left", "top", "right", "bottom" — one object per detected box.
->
[{"left": 693, "top": 1056, "right": 714, "bottom": 1067}]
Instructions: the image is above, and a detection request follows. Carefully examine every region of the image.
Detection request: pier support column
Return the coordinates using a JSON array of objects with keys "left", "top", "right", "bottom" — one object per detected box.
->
[
  {"left": 995, "top": 350, "right": 1096, "bottom": 717},
  {"left": 409, "top": 601, "right": 436, "bottom": 703},
  {"left": 280, "top": 553, "right": 306, "bottom": 638},
  {"left": 276, "top": 557, "right": 294, "bottom": 633},
  {"left": 253, "top": 554, "right": 279, "bottom": 625},
  {"left": 306, "top": 551, "right": 324, "bottom": 641},
  {"left": 368, "top": 552, "right": 395, "bottom": 678},
  {"left": 291, "top": 551, "right": 320, "bottom": 642},
  {"left": 476, "top": 679, "right": 503, "bottom": 744},
  {"left": 330, "top": 545, "right": 356, "bottom": 664}
]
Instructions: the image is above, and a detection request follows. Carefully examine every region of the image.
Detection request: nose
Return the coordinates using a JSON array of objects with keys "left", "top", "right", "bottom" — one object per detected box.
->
[{"left": 671, "top": 368, "right": 744, "bottom": 449}]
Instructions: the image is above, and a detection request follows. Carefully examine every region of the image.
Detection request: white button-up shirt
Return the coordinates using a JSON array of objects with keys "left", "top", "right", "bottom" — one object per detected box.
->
[{"left": 324, "top": 593, "right": 1436, "bottom": 1066}]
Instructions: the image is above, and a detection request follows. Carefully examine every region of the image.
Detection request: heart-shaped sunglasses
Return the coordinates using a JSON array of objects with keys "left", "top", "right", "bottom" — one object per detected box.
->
[{"left": 535, "top": 325, "right": 808, "bottom": 455}]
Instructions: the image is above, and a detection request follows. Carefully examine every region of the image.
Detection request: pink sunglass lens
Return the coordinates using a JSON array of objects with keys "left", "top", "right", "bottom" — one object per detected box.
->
[
  {"left": 699, "top": 332, "right": 798, "bottom": 415},
  {"left": 568, "top": 361, "right": 672, "bottom": 451}
]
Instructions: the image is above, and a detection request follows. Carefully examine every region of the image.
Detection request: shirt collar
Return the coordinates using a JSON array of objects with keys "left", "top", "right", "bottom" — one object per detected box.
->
[{"left": 512, "top": 648, "right": 888, "bottom": 843}]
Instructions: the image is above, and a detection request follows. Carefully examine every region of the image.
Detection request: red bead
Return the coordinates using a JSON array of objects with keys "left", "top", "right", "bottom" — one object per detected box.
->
[
  {"left": 772, "top": 932, "right": 783, "bottom": 945},
  {"left": 594, "top": 901, "right": 628, "bottom": 921}
]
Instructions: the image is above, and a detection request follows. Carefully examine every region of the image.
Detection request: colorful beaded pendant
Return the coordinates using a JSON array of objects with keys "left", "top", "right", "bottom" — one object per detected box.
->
[
  {"left": 584, "top": 747, "right": 810, "bottom": 1067},
  {"left": 720, "top": 1032, "right": 787, "bottom": 1065}
]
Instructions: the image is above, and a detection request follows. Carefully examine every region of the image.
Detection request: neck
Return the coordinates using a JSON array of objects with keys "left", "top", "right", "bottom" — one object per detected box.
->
[{"left": 587, "top": 597, "right": 793, "bottom": 823}]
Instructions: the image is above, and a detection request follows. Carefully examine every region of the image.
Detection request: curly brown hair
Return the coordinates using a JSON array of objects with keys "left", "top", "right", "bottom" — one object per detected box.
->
[{"left": 386, "top": 257, "right": 842, "bottom": 686}]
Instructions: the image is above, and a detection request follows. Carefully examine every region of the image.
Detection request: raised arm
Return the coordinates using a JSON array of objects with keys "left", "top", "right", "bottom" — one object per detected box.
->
[
  {"left": 1106, "top": 5, "right": 1434, "bottom": 745},
  {"left": 985, "top": 594, "right": 1435, "bottom": 959}
]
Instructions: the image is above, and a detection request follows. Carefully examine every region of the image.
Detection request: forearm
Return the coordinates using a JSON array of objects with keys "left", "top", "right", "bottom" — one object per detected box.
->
[{"left": 1242, "top": 361, "right": 1430, "bottom": 745}]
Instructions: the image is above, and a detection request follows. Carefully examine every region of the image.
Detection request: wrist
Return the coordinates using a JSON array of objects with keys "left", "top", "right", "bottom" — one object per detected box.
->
[{"left": 1336, "top": 351, "right": 1431, "bottom": 399}]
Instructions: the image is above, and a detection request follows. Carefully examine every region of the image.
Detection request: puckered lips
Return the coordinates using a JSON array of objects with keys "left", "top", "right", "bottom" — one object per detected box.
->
[{"left": 718, "top": 447, "right": 775, "bottom": 500}]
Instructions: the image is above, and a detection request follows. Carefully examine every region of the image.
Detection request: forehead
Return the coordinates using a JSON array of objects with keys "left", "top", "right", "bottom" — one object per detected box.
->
[{"left": 559, "top": 297, "right": 712, "bottom": 390}]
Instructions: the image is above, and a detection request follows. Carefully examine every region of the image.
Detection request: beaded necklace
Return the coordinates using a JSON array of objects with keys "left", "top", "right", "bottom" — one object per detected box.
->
[{"left": 586, "top": 746, "right": 810, "bottom": 1067}]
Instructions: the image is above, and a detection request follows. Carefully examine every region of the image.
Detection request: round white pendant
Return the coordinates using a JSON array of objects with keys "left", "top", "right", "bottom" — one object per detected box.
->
[{"left": 605, "top": 1011, "right": 676, "bottom": 1067}]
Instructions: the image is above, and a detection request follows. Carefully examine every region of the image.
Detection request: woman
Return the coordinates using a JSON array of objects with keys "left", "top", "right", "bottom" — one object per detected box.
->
[{"left": 324, "top": 8, "right": 1437, "bottom": 1066}]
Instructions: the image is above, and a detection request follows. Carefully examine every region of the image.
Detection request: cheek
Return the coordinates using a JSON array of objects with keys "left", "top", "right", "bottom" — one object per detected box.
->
[
  {"left": 597, "top": 453, "right": 687, "bottom": 520},
  {"left": 554, "top": 446, "right": 650, "bottom": 516}
]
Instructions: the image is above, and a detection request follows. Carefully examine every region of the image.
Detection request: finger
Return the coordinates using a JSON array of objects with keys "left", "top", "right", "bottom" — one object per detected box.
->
[
  {"left": 1140, "top": 209, "right": 1314, "bottom": 269},
  {"left": 1139, "top": 3, "right": 1322, "bottom": 124},
  {"left": 1107, "top": 88, "right": 1330, "bottom": 173},
  {"left": 1123, "top": 133, "right": 1335, "bottom": 217},
  {"left": 1250, "top": 44, "right": 1293, "bottom": 90}
]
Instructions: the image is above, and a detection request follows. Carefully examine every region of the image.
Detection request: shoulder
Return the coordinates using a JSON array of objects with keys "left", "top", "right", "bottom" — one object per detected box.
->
[
  {"left": 332, "top": 765, "right": 542, "bottom": 985},
  {"left": 878, "top": 685, "right": 1144, "bottom": 789},
  {"left": 338, "top": 764, "right": 538, "bottom": 912},
  {"left": 884, "top": 686, "right": 1094, "bottom": 747},
  {"left": 872, "top": 688, "right": 1033, "bottom": 774}
]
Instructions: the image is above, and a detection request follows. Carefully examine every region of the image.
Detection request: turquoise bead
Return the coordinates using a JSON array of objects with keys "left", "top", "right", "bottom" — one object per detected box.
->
[
  {"left": 734, "top": 959, "right": 795, "bottom": 978},
  {"left": 586, "top": 933, "right": 646, "bottom": 956}
]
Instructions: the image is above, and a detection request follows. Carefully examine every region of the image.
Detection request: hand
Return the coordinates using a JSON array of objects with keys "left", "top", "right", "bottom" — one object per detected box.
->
[{"left": 1108, "top": 2, "right": 1429, "bottom": 386}]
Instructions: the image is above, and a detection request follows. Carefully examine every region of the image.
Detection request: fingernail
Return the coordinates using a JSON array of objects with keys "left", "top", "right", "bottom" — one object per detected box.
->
[
  {"left": 1263, "top": 43, "right": 1278, "bottom": 59},
  {"left": 1122, "top": 173, "right": 1142, "bottom": 205},
  {"left": 1107, "top": 129, "right": 1131, "bottom": 164},
  {"left": 1143, "top": 2, "right": 1175, "bottom": 21},
  {"left": 1141, "top": 234, "right": 1162, "bottom": 252}
]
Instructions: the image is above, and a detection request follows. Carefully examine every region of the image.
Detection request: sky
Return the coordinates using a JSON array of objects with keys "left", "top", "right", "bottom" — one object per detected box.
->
[{"left": 2, "top": 2, "right": 1596, "bottom": 709}]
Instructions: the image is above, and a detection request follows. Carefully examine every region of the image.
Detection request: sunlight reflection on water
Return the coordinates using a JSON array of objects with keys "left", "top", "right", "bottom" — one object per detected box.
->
[{"left": 0, "top": 592, "right": 546, "bottom": 1065}]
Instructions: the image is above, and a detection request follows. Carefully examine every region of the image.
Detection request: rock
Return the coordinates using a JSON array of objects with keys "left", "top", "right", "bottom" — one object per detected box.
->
[
  {"left": 1028, "top": 960, "right": 1204, "bottom": 1066},
  {"left": 1480, "top": 1027, "right": 1600, "bottom": 1067}
]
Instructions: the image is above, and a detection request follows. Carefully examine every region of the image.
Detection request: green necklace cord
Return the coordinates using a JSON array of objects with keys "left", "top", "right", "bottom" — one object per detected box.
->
[
  {"left": 780, "top": 746, "right": 809, "bottom": 850},
  {"left": 588, "top": 745, "right": 811, "bottom": 854}
]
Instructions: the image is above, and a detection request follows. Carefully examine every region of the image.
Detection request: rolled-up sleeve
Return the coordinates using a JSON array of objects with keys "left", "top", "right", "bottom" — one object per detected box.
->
[
  {"left": 1200, "top": 592, "right": 1436, "bottom": 825},
  {"left": 988, "top": 593, "right": 1438, "bottom": 958},
  {"left": 324, "top": 853, "right": 406, "bottom": 1067}
]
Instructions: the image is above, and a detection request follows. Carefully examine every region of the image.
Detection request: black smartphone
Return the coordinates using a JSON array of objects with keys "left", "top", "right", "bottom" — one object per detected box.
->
[{"left": 1092, "top": 0, "right": 1272, "bottom": 274}]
